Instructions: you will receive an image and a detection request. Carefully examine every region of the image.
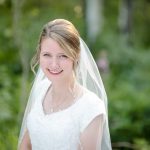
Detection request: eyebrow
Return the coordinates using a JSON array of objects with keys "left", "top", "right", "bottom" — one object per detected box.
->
[{"left": 41, "top": 51, "right": 67, "bottom": 55}]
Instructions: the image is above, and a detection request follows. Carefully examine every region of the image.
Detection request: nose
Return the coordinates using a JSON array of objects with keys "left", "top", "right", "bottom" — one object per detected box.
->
[{"left": 49, "top": 57, "right": 59, "bottom": 69}]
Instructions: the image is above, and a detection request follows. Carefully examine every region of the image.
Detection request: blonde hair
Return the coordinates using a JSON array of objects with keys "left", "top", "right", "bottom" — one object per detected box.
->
[{"left": 31, "top": 19, "right": 80, "bottom": 73}]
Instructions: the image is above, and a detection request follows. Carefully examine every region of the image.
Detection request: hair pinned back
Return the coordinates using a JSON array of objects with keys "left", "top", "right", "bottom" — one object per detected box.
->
[{"left": 31, "top": 19, "right": 80, "bottom": 73}]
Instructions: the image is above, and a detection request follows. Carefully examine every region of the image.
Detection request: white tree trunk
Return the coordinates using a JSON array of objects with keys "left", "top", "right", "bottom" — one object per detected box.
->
[
  {"left": 12, "top": 0, "right": 29, "bottom": 114},
  {"left": 118, "top": 0, "right": 133, "bottom": 34},
  {"left": 85, "top": 0, "right": 103, "bottom": 43}
]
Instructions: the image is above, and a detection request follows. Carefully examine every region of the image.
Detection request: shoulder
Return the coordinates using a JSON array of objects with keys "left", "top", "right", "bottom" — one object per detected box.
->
[
  {"left": 78, "top": 89, "right": 106, "bottom": 132},
  {"left": 80, "top": 89, "right": 106, "bottom": 115},
  {"left": 78, "top": 90, "right": 106, "bottom": 116}
]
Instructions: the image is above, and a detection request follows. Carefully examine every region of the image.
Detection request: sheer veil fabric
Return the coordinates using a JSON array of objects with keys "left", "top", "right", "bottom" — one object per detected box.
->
[{"left": 18, "top": 37, "right": 112, "bottom": 150}]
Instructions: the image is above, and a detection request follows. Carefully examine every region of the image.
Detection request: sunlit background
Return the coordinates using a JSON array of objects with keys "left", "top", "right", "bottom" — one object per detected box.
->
[{"left": 0, "top": 0, "right": 150, "bottom": 149}]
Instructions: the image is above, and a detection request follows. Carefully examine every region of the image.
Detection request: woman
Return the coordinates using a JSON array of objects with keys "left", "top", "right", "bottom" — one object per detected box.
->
[{"left": 18, "top": 19, "right": 111, "bottom": 150}]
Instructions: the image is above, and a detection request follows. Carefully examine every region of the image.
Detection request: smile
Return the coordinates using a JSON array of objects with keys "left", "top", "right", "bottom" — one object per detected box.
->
[{"left": 47, "top": 69, "right": 63, "bottom": 75}]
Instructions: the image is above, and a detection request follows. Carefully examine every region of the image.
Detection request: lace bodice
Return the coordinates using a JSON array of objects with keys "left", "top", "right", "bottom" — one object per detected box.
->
[{"left": 27, "top": 90, "right": 106, "bottom": 150}]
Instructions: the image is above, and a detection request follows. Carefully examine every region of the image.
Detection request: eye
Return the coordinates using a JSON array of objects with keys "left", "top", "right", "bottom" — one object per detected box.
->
[
  {"left": 43, "top": 53, "right": 51, "bottom": 57},
  {"left": 58, "top": 55, "right": 68, "bottom": 59}
]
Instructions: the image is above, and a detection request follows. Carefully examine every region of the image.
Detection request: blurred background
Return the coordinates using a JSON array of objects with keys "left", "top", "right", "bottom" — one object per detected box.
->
[{"left": 0, "top": 0, "right": 150, "bottom": 149}]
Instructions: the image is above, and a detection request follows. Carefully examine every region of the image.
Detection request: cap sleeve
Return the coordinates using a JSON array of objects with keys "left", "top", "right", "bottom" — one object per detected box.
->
[{"left": 79, "top": 92, "right": 106, "bottom": 133}]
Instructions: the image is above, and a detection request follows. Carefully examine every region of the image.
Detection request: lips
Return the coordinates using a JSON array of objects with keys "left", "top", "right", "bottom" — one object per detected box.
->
[{"left": 47, "top": 69, "right": 63, "bottom": 75}]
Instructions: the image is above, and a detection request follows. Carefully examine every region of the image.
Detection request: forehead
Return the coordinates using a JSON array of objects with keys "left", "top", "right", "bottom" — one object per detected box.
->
[{"left": 41, "top": 38, "right": 65, "bottom": 54}]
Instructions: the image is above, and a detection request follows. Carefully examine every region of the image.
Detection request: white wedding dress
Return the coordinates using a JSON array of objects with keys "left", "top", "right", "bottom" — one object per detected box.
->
[{"left": 27, "top": 86, "right": 106, "bottom": 150}]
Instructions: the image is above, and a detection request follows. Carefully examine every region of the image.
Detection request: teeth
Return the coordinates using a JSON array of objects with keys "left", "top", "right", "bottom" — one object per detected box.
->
[
  {"left": 48, "top": 69, "right": 62, "bottom": 74},
  {"left": 51, "top": 71, "right": 60, "bottom": 73}
]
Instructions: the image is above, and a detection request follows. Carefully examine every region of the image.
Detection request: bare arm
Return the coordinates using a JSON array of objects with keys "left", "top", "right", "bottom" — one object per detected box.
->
[
  {"left": 78, "top": 115, "right": 104, "bottom": 150},
  {"left": 19, "top": 130, "right": 32, "bottom": 150}
]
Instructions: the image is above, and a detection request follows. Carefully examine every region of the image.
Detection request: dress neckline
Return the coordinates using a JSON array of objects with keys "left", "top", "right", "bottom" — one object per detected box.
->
[{"left": 40, "top": 85, "right": 88, "bottom": 117}]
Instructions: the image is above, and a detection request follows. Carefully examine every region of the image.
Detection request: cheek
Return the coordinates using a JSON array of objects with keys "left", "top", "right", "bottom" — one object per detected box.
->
[
  {"left": 40, "top": 55, "right": 49, "bottom": 63},
  {"left": 63, "top": 60, "right": 74, "bottom": 70},
  {"left": 39, "top": 57, "right": 48, "bottom": 68}
]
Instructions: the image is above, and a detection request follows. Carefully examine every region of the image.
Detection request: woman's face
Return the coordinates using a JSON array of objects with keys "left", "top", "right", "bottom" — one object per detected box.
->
[{"left": 40, "top": 38, "right": 74, "bottom": 83}]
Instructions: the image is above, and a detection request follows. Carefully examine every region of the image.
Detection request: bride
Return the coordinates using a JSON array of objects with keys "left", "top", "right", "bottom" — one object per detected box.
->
[{"left": 18, "top": 19, "right": 111, "bottom": 150}]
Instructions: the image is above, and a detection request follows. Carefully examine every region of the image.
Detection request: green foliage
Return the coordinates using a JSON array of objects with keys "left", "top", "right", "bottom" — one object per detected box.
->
[
  {"left": 0, "top": 66, "right": 20, "bottom": 150},
  {"left": 0, "top": 128, "right": 18, "bottom": 150},
  {"left": 96, "top": 30, "right": 150, "bottom": 148},
  {"left": 134, "top": 138, "right": 150, "bottom": 150}
]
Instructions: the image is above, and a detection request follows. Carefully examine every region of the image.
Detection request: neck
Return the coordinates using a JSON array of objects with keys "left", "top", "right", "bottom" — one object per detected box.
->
[{"left": 51, "top": 77, "right": 76, "bottom": 101}]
